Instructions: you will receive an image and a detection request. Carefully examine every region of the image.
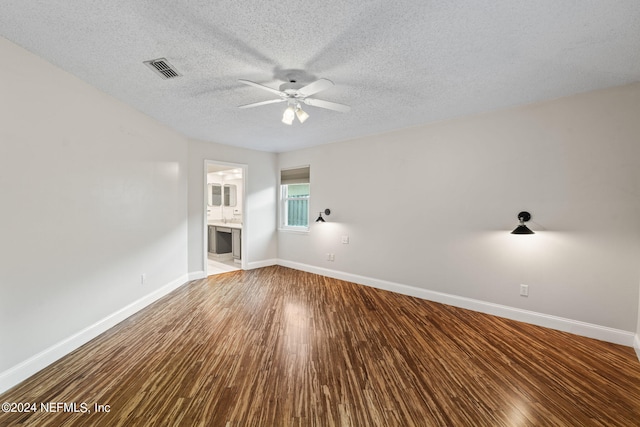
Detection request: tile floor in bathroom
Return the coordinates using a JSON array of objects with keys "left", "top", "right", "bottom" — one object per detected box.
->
[{"left": 207, "top": 254, "right": 241, "bottom": 276}]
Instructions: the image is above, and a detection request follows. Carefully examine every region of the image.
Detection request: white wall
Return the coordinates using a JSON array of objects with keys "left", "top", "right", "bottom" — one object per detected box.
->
[
  {"left": 0, "top": 38, "right": 189, "bottom": 389},
  {"left": 278, "top": 83, "right": 640, "bottom": 335},
  {"left": 187, "top": 139, "right": 278, "bottom": 275}
]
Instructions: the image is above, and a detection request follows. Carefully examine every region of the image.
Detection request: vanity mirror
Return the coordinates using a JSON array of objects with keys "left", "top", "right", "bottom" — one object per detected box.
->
[
  {"left": 208, "top": 183, "right": 222, "bottom": 206},
  {"left": 209, "top": 183, "right": 237, "bottom": 207},
  {"left": 224, "top": 184, "right": 237, "bottom": 207}
]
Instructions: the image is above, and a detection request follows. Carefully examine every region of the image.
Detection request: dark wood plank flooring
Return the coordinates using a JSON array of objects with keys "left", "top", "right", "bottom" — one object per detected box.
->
[{"left": 2, "top": 266, "right": 640, "bottom": 426}]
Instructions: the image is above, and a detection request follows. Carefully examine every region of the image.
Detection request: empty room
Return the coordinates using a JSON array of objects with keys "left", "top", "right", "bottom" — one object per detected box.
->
[{"left": 1, "top": 1, "right": 640, "bottom": 426}]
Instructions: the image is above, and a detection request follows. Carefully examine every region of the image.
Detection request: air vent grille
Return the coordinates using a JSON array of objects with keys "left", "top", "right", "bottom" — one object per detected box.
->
[{"left": 143, "top": 58, "right": 181, "bottom": 79}]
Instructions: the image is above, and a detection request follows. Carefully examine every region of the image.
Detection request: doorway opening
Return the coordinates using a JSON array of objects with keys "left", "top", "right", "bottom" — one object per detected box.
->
[{"left": 204, "top": 160, "right": 247, "bottom": 276}]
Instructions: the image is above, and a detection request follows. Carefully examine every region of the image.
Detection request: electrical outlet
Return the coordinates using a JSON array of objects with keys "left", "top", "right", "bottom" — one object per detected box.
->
[
  {"left": 326, "top": 253, "right": 335, "bottom": 261},
  {"left": 141, "top": 274, "right": 146, "bottom": 285},
  {"left": 520, "top": 284, "right": 529, "bottom": 297},
  {"left": 341, "top": 235, "right": 349, "bottom": 244}
]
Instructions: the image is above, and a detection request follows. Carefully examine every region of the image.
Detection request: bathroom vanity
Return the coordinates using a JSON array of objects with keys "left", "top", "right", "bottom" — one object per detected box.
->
[{"left": 208, "top": 222, "right": 241, "bottom": 260}]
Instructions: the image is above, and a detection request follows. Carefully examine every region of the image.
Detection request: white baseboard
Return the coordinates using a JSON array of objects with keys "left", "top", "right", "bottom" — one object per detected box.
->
[
  {"left": 188, "top": 270, "right": 206, "bottom": 281},
  {"left": 0, "top": 274, "right": 189, "bottom": 395},
  {"left": 635, "top": 335, "right": 640, "bottom": 361},
  {"left": 245, "top": 259, "right": 278, "bottom": 270},
  {"left": 277, "top": 259, "right": 636, "bottom": 348}
]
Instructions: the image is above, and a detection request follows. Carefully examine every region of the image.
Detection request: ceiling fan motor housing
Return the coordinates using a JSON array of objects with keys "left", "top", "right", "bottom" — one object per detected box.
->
[{"left": 279, "top": 80, "right": 305, "bottom": 93}]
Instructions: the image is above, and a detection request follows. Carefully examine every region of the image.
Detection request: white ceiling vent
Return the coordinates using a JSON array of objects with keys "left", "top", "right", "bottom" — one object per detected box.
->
[{"left": 143, "top": 58, "right": 181, "bottom": 79}]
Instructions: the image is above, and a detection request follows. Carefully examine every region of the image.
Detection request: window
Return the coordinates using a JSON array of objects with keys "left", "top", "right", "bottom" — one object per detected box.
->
[{"left": 280, "top": 166, "right": 310, "bottom": 230}]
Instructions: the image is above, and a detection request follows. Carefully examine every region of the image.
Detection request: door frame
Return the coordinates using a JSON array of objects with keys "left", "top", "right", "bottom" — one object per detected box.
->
[{"left": 203, "top": 159, "right": 248, "bottom": 275}]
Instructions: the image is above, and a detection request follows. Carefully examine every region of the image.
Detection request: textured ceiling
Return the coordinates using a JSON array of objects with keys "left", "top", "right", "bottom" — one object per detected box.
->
[{"left": 1, "top": 1, "right": 639, "bottom": 152}]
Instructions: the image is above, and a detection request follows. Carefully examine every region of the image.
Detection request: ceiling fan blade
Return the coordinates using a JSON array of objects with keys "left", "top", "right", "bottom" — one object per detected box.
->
[
  {"left": 297, "top": 78, "right": 334, "bottom": 97},
  {"left": 303, "top": 98, "right": 351, "bottom": 113},
  {"left": 238, "top": 98, "right": 286, "bottom": 109},
  {"left": 238, "top": 79, "right": 286, "bottom": 97}
]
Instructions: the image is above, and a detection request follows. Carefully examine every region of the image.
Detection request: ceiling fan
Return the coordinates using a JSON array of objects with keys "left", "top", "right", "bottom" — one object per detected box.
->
[{"left": 238, "top": 78, "right": 351, "bottom": 125}]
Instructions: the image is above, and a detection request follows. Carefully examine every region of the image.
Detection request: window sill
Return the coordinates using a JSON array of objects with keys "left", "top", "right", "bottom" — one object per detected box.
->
[{"left": 278, "top": 227, "right": 310, "bottom": 235}]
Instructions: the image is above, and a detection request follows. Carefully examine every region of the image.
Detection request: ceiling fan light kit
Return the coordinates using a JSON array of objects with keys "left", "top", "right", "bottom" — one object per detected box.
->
[
  {"left": 281, "top": 101, "right": 310, "bottom": 125},
  {"left": 282, "top": 105, "right": 296, "bottom": 125},
  {"left": 239, "top": 77, "right": 350, "bottom": 125},
  {"left": 295, "top": 106, "right": 309, "bottom": 123}
]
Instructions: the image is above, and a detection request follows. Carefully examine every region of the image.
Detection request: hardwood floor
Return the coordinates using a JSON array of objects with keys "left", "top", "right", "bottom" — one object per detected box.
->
[{"left": 2, "top": 266, "right": 640, "bottom": 426}]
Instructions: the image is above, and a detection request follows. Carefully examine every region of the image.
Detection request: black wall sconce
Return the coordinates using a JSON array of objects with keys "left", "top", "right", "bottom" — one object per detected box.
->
[
  {"left": 316, "top": 209, "right": 331, "bottom": 222},
  {"left": 511, "top": 211, "right": 534, "bottom": 234}
]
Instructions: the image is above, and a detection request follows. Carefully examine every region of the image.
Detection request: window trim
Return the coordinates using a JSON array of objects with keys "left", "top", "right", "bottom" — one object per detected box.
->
[{"left": 279, "top": 165, "right": 310, "bottom": 232}]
